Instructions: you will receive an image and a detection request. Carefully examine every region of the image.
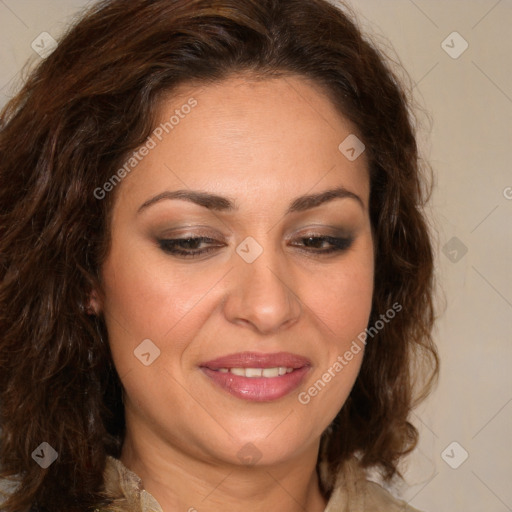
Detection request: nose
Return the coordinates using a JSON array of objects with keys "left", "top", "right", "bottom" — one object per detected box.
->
[{"left": 222, "top": 246, "right": 302, "bottom": 335}]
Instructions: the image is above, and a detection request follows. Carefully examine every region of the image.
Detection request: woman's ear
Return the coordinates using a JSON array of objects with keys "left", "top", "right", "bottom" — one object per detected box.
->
[{"left": 86, "top": 289, "right": 102, "bottom": 315}]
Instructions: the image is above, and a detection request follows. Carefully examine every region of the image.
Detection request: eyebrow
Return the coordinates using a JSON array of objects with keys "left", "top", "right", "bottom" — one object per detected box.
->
[{"left": 137, "top": 186, "right": 365, "bottom": 215}]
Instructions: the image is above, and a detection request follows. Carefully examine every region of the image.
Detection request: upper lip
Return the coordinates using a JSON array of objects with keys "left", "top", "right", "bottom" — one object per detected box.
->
[{"left": 200, "top": 351, "right": 311, "bottom": 370}]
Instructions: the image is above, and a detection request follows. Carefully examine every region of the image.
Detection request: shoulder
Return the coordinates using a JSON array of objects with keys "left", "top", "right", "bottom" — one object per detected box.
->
[
  {"left": 322, "top": 457, "right": 426, "bottom": 512},
  {"left": 96, "top": 455, "right": 163, "bottom": 512}
]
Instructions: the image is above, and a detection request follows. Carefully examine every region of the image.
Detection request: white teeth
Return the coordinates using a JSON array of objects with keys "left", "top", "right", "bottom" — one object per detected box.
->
[
  {"left": 245, "top": 368, "right": 263, "bottom": 378},
  {"left": 262, "top": 367, "right": 279, "bottom": 378},
  {"left": 216, "top": 367, "right": 295, "bottom": 377}
]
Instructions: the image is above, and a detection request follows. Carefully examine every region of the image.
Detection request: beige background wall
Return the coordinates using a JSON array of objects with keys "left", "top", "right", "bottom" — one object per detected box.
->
[{"left": 1, "top": 1, "right": 511, "bottom": 511}]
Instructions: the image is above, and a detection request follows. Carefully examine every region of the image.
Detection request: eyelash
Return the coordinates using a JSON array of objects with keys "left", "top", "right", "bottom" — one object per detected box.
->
[{"left": 157, "top": 235, "right": 353, "bottom": 259}]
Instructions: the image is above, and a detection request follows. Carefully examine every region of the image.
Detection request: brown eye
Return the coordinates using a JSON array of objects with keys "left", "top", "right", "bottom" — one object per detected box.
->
[
  {"left": 292, "top": 235, "right": 353, "bottom": 253},
  {"left": 157, "top": 237, "right": 223, "bottom": 258}
]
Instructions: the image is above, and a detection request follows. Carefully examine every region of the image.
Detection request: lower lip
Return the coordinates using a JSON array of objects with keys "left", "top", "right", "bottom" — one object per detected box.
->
[{"left": 200, "top": 367, "right": 310, "bottom": 402}]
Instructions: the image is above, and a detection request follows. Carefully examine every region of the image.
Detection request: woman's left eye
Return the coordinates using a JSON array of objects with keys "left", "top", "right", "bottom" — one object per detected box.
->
[
  {"left": 157, "top": 235, "right": 353, "bottom": 259},
  {"left": 290, "top": 235, "right": 353, "bottom": 254}
]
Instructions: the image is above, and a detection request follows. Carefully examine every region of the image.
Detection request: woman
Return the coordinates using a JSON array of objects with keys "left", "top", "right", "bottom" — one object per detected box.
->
[{"left": 0, "top": 0, "right": 439, "bottom": 511}]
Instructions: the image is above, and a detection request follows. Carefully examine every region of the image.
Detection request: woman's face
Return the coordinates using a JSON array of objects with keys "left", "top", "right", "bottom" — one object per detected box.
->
[{"left": 97, "top": 75, "right": 374, "bottom": 468}]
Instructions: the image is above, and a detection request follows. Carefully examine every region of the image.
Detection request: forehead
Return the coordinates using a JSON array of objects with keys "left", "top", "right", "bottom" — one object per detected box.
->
[{"left": 115, "top": 74, "right": 369, "bottom": 213}]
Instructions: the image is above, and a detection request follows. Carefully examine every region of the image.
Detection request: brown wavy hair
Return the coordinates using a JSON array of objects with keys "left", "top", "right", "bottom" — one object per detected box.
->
[{"left": 0, "top": 0, "right": 439, "bottom": 510}]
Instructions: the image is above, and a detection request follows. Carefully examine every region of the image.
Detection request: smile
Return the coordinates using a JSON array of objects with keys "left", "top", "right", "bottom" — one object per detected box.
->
[
  {"left": 200, "top": 352, "right": 311, "bottom": 402},
  {"left": 215, "top": 367, "right": 294, "bottom": 377}
]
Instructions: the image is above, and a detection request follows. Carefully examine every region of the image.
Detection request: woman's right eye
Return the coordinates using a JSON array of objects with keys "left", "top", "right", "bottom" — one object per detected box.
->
[{"left": 157, "top": 237, "right": 223, "bottom": 258}]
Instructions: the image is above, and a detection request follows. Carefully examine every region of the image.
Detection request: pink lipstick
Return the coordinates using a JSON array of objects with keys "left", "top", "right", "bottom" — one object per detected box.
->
[{"left": 200, "top": 351, "right": 311, "bottom": 402}]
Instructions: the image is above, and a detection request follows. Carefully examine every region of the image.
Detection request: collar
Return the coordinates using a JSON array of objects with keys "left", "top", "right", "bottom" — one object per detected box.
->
[{"left": 98, "top": 454, "right": 367, "bottom": 512}]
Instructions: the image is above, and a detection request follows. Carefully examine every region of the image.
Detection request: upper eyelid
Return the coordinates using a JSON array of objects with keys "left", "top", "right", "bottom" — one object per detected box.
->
[{"left": 159, "top": 224, "right": 353, "bottom": 237}]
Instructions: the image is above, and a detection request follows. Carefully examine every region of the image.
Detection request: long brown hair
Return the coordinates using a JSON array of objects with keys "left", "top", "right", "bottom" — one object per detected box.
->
[{"left": 0, "top": 0, "right": 439, "bottom": 510}]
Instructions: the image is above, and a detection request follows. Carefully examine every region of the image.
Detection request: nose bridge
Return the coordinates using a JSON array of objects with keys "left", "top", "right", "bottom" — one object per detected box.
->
[{"left": 224, "top": 237, "right": 302, "bottom": 334}]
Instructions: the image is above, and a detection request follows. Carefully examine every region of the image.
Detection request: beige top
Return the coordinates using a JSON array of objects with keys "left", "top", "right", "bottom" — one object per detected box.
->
[{"left": 96, "top": 455, "right": 423, "bottom": 512}]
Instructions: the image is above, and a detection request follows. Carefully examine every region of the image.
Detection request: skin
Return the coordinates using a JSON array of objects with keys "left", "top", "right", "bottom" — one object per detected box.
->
[{"left": 92, "top": 74, "right": 374, "bottom": 511}]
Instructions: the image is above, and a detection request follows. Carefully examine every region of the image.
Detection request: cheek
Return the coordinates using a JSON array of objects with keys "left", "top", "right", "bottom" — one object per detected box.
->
[
  {"left": 299, "top": 242, "right": 373, "bottom": 413},
  {"left": 299, "top": 262, "right": 372, "bottom": 421},
  {"left": 308, "top": 252, "right": 374, "bottom": 344},
  {"left": 101, "top": 242, "right": 218, "bottom": 339},
  {"left": 317, "top": 273, "right": 372, "bottom": 324},
  {"left": 99, "top": 240, "right": 232, "bottom": 382}
]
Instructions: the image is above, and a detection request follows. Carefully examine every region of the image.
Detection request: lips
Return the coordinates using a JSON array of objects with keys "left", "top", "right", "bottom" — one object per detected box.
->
[
  {"left": 199, "top": 352, "right": 311, "bottom": 402},
  {"left": 201, "top": 351, "right": 311, "bottom": 370}
]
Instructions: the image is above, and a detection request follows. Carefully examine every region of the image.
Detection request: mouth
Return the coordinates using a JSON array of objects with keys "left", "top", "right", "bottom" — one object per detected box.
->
[
  {"left": 213, "top": 366, "right": 295, "bottom": 377},
  {"left": 199, "top": 352, "right": 311, "bottom": 402}
]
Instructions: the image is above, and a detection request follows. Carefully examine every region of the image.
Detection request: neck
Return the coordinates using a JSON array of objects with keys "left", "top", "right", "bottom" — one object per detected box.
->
[{"left": 120, "top": 427, "right": 328, "bottom": 512}]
